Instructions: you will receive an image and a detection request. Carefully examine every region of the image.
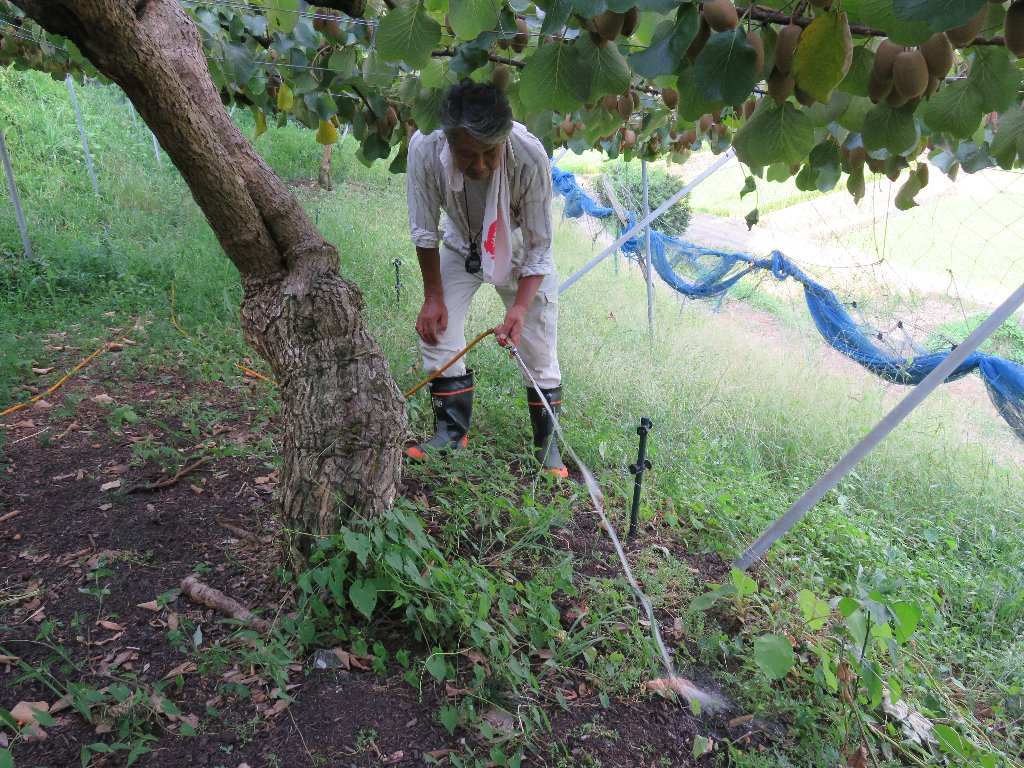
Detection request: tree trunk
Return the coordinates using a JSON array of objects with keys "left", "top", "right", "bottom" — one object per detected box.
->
[
  {"left": 18, "top": 0, "right": 407, "bottom": 568},
  {"left": 319, "top": 144, "right": 333, "bottom": 190}
]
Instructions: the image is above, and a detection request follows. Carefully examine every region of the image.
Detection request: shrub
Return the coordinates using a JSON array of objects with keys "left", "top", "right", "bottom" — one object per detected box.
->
[{"left": 597, "top": 159, "right": 691, "bottom": 237}]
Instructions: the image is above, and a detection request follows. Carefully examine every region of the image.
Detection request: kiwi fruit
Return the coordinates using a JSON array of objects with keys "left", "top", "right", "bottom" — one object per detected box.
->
[
  {"left": 682, "top": 128, "right": 698, "bottom": 145},
  {"left": 326, "top": 17, "right": 341, "bottom": 37},
  {"left": 872, "top": 39, "right": 904, "bottom": 80},
  {"left": 885, "top": 88, "right": 909, "bottom": 108},
  {"left": 312, "top": 8, "right": 326, "bottom": 31},
  {"left": 716, "top": 122, "right": 729, "bottom": 137},
  {"left": 848, "top": 145, "right": 866, "bottom": 170},
  {"left": 511, "top": 17, "right": 529, "bottom": 53},
  {"left": 892, "top": 50, "right": 929, "bottom": 98},
  {"left": 924, "top": 75, "right": 941, "bottom": 98},
  {"left": 742, "top": 99, "right": 756, "bottom": 119},
  {"left": 946, "top": 5, "right": 986, "bottom": 47},
  {"left": 686, "top": 16, "right": 711, "bottom": 63},
  {"left": 621, "top": 7, "right": 640, "bottom": 37},
  {"left": 561, "top": 114, "right": 575, "bottom": 137},
  {"left": 703, "top": 0, "right": 738, "bottom": 32},
  {"left": 919, "top": 33, "right": 953, "bottom": 78},
  {"left": 698, "top": 112, "right": 714, "bottom": 133},
  {"left": 492, "top": 63, "right": 511, "bottom": 91},
  {"left": 617, "top": 94, "right": 633, "bottom": 118},
  {"left": 766, "top": 66, "right": 795, "bottom": 103},
  {"left": 1005, "top": 0, "right": 1024, "bottom": 57},
  {"left": 774, "top": 24, "right": 802, "bottom": 75},
  {"left": 630, "top": 90, "right": 640, "bottom": 110},
  {"left": 662, "top": 86, "right": 679, "bottom": 109},
  {"left": 794, "top": 84, "right": 815, "bottom": 107},
  {"left": 601, "top": 94, "right": 618, "bottom": 112},
  {"left": 595, "top": 10, "right": 625, "bottom": 41},
  {"left": 746, "top": 30, "right": 765, "bottom": 75},
  {"left": 622, "top": 128, "right": 637, "bottom": 147},
  {"left": 866, "top": 69, "right": 893, "bottom": 103}
]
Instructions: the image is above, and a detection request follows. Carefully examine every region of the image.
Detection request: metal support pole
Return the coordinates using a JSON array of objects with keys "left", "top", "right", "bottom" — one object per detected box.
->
[
  {"left": 559, "top": 148, "right": 735, "bottom": 294},
  {"left": 732, "top": 278, "right": 1024, "bottom": 571},
  {"left": 66, "top": 75, "right": 99, "bottom": 196},
  {"left": 628, "top": 417, "right": 653, "bottom": 539},
  {"left": 0, "top": 128, "right": 33, "bottom": 260},
  {"left": 394, "top": 258, "right": 402, "bottom": 304},
  {"left": 641, "top": 159, "right": 654, "bottom": 338}
]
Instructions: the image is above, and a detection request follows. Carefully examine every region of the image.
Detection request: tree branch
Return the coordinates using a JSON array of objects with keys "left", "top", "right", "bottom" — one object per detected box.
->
[{"left": 742, "top": 4, "right": 1008, "bottom": 45}]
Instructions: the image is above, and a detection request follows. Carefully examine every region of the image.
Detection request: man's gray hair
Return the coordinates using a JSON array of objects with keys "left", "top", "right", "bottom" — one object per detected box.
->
[{"left": 439, "top": 79, "right": 513, "bottom": 145}]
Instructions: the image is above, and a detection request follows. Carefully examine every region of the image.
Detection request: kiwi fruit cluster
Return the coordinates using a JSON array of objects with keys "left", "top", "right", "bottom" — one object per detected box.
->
[
  {"left": 581, "top": 7, "right": 639, "bottom": 48},
  {"left": 311, "top": 7, "right": 343, "bottom": 38},
  {"left": 496, "top": 17, "right": 530, "bottom": 53},
  {"left": 867, "top": 37, "right": 946, "bottom": 107},
  {"left": 599, "top": 88, "right": 640, "bottom": 118}
]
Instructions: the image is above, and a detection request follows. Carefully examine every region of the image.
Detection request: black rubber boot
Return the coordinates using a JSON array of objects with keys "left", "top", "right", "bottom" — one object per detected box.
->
[
  {"left": 407, "top": 371, "right": 474, "bottom": 459},
  {"left": 527, "top": 386, "right": 568, "bottom": 478}
]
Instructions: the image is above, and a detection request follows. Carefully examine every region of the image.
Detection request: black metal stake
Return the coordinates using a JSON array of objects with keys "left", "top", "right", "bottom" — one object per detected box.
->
[
  {"left": 394, "top": 258, "right": 403, "bottom": 304},
  {"left": 627, "top": 417, "right": 653, "bottom": 539}
]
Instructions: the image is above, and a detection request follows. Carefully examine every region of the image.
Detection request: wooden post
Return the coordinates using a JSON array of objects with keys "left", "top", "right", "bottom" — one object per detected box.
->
[{"left": 0, "top": 128, "right": 33, "bottom": 260}]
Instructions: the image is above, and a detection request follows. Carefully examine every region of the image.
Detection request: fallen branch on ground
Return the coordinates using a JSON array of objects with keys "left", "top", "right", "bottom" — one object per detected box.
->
[
  {"left": 124, "top": 456, "right": 211, "bottom": 494},
  {"left": 180, "top": 575, "right": 272, "bottom": 633},
  {"left": 215, "top": 517, "right": 259, "bottom": 541}
]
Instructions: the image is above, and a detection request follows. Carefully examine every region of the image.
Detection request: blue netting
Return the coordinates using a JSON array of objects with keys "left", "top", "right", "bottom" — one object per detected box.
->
[{"left": 551, "top": 166, "right": 1024, "bottom": 441}]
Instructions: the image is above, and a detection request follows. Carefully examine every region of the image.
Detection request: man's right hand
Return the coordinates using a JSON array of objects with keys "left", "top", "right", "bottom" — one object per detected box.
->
[{"left": 416, "top": 296, "right": 448, "bottom": 345}]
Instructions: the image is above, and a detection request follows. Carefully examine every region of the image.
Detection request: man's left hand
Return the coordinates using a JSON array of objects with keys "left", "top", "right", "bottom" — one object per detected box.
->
[{"left": 495, "top": 306, "right": 527, "bottom": 348}]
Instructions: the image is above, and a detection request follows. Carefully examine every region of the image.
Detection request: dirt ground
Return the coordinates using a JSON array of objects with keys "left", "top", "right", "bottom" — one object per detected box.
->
[{"left": 1, "top": 351, "right": 773, "bottom": 767}]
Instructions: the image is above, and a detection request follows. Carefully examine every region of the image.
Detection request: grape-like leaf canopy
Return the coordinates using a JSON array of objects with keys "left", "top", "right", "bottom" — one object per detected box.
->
[{"left": 2, "top": 0, "right": 1023, "bottom": 199}]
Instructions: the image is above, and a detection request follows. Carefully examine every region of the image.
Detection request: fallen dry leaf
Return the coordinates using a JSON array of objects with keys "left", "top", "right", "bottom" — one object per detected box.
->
[
  {"left": 263, "top": 698, "right": 291, "bottom": 717},
  {"left": 100, "top": 480, "right": 121, "bottom": 492},
  {"left": 11, "top": 700, "right": 49, "bottom": 723},
  {"left": 136, "top": 599, "right": 161, "bottom": 612},
  {"left": 162, "top": 661, "right": 198, "bottom": 680},
  {"left": 91, "top": 393, "right": 114, "bottom": 404},
  {"left": 32, "top": 367, "right": 54, "bottom": 376},
  {"left": 12, "top": 420, "right": 35, "bottom": 430},
  {"left": 33, "top": 400, "right": 53, "bottom": 410},
  {"left": 729, "top": 714, "right": 755, "bottom": 728},
  {"left": 0, "top": 654, "right": 19, "bottom": 666},
  {"left": 98, "top": 504, "right": 112, "bottom": 511},
  {"left": 847, "top": 746, "right": 869, "bottom": 768},
  {"left": 11, "top": 701, "right": 49, "bottom": 740}
]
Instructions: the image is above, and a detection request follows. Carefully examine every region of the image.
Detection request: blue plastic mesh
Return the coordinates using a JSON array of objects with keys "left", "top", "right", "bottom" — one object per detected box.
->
[{"left": 552, "top": 166, "right": 1024, "bottom": 440}]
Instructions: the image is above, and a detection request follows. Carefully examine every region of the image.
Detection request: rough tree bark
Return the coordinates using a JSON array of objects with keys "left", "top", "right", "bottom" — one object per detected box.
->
[{"left": 16, "top": 0, "right": 407, "bottom": 569}]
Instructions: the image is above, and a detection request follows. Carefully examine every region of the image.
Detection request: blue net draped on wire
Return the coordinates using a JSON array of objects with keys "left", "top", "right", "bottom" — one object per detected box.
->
[{"left": 551, "top": 165, "right": 1024, "bottom": 441}]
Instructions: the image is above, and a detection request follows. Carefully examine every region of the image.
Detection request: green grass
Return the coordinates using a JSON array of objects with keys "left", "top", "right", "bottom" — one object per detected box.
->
[
  {"left": 3, "top": 68, "right": 1023, "bottom": 767},
  {"left": 841, "top": 172, "right": 1024, "bottom": 298}
]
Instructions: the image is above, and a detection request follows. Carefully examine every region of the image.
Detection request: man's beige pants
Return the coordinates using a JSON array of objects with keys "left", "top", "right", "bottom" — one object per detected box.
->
[{"left": 420, "top": 245, "right": 561, "bottom": 389}]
